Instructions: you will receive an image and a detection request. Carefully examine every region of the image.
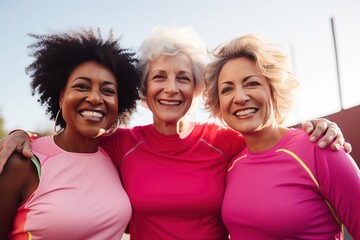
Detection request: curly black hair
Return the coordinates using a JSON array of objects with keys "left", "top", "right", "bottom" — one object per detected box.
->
[{"left": 26, "top": 28, "right": 140, "bottom": 129}]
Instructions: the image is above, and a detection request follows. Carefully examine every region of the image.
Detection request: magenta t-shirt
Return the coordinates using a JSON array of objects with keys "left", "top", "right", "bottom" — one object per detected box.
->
[
  {"left": 222, "top": 129, "right": 360, "bottom": 239},
  {"left": 101, "top": 122, "right": 245, "bottom": 240}
]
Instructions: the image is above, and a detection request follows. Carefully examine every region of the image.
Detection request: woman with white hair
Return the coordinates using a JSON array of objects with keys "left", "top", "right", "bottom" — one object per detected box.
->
[
  {"left": 0, "top": 26, "right": 351, "bottom": 240},
  {"left": 100, "top": 26, "right": 350, "bottom": 239}
]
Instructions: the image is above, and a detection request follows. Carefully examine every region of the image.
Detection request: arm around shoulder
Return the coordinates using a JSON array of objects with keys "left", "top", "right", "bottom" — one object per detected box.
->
[{"left": 0, "top": 130, "right": 35, "bottom": 174}]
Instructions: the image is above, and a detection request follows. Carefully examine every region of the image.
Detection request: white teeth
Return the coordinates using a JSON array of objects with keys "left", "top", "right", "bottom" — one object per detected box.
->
[
  {"left": 235, "top": 109, "right": 256, "bottom": 116},
  {"left": 80, "top": 110, "right": 104, "bottom": 118},
  {"left": 159, "top": 100, "right": 181, "bottom": 105}
]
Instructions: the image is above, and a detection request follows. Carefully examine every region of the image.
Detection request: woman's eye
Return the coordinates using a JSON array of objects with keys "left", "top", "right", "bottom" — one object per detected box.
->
[
  {"left": 177, "top": 76, "right": 191, "bottom": 82},
  {"left": 221, "top": 87, "right": 232, "bottom": 94},
  {"left": 153, "top": 74, "right": 165, "bottom": 79},
  {"left": 102, "top": 88, "right": 116, "bottom": 95},
  {"left": 245, "top": 81, "right": 260, "bottom": 87},
  {"left": 73, "top": 83, "right": 90, "bottom": 90}
]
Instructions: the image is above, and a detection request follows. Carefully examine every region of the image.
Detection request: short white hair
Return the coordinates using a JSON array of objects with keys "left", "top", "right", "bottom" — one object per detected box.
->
[{"left": 137, "top": 25, "right": 207, "bottom": 99}]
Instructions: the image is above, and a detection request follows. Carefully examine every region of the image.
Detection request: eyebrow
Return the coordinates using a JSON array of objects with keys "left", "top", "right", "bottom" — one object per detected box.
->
[
  {"left": 243, "top": 75, "right": 259, "bottom": 82},
  {"left": 177, "top": 70, "right": 192, "bottom": 75},
  {"left": 219, "top": 74, "right": 260, "bottom": 86},
  {"left": 150, "top": 70, "right": 192, "bottom": 75},
  {"left": 72, "top": 76, "right": 116, "bottom": 86},
  {"left": 219, "top": 80, "right": 234, "bottom": 86}
]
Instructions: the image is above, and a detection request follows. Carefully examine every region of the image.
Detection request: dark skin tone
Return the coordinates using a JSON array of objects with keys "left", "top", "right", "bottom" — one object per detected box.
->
[{"left": 0, "top": 153, "right": 39, "bottom": 239}]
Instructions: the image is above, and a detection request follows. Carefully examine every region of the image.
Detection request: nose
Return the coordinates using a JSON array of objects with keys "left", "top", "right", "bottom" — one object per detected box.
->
[
  {"left": 164, "top": 78, "right": 179, "bottom": 95},
  {"left": 86, "top": 89, "right": 103, "bottom": 105},
  {"left": 233, "top": 88, "right": 250, "bottom": 104}
]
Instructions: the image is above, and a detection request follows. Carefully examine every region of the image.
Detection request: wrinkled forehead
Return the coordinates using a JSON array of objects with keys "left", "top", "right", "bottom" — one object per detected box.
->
[{"left": 147, "top": 53, "right": 194, "bottom": 74}]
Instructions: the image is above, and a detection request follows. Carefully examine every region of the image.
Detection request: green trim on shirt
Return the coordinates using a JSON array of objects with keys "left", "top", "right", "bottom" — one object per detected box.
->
[{"left": 30, "top": 155, "right": 41, "bottom": 178}]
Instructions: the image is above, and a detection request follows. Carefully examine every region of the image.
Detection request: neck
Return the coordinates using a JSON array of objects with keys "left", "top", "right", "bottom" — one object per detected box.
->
[
  {"left": 242, "top": 124, "right": 288, "bottom": 152},
  {"left": 55, "top": 130, "right": 99, "bottom": 153},
  {"left": 153, "top": 118, "right": 193, "bottom": 138}
]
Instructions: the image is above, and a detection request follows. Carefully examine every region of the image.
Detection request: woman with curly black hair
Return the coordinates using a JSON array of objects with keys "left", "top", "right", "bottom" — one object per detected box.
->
[
  {"left": 0, "top": 26, "right": 353, "bottom": 240},
  {"left": 0, "top": 28, "right": 140, "bottom": 239}
]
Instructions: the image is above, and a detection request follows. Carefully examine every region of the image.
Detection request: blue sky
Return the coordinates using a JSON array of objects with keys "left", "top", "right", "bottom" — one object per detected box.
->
[{"left": 0, "top": 0, "right": 359, "bottom": 132}]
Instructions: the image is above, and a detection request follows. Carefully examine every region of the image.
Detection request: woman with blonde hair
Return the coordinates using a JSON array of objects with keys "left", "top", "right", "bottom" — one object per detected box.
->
[
  {"left": 204, "top": 34, "right": 360, "bottom": 239},
  {"left": 0, "top": 27, "right": 352, "bottom": 240}
]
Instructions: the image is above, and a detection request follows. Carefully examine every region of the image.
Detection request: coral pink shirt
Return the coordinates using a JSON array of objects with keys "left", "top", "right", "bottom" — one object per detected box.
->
[
  {"left": 101, "top": 123, "right": 245, "bottom": 240},
  {"left": 222, "top": 129, "right": 360, "bottom": 239},
  {"left": 11, "top": 136, "right": 131, "bottom": 240}
]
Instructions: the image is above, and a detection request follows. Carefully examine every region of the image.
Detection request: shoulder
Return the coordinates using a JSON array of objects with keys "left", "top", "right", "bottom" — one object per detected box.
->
[
  {"left": 99, "top": 125, "right": 150, "bottom": 156},
  {"left": 196, "top": 122, "right": 242, "bottom": 138},
  {"left": 195, "top": 122, "right": 246, "bottom": 157},
  {"left": 31, "top": 136, "right": 59, "bottom": 154},
  {"left": 2, "top": 152, "right": 34, "bottom": 177},
  {"left": 101, "top": 125, "right": 148, "bottom": 142},
  {"left": 282, "top": 128, "right": 314, "bottom": 146},
  {"left": 0, "top": 153, "right": 38, "bottom": 202},
  {"left": 276, "top": 129, "right": 317, "bottom": 159},
  {"left": 287, "top": 128, "right": 309, "bottom": 138}
]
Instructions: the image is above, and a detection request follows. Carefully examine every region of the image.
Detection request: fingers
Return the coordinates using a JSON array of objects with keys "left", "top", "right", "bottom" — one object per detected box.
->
[
  {"left": 302, "top": 121, "right": 315, "bottom": 135},
  {"left": 21, "top": 142, "right": 34, "bottom": 159},
  {"left": 309, "top": 119, "right": 330, "bottom": 144},
  {"left": 0, "top": 130, "right": 34, "bottom": 174},
  {"left": 304, "top": 118, "right": 349, "bottom": 152},
  {"left": 0, "top": 140, "right": 17, "bottom": 174},
  {"left": 343, "top": 142, "right": 352, "bottom": 153},
  {"left": 328, "top": 132, "right": 344, "bottom": 151},
  {"left": 317, "top": 122, "right": 341, "bottom": 149}
]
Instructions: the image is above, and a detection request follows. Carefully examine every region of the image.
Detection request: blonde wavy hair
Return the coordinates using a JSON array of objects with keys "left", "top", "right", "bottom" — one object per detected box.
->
[{"left": 204, "top": 34, "right": 299, "bottom": 124}]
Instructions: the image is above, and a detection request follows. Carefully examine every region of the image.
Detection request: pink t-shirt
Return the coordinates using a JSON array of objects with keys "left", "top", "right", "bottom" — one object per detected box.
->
[
  {"left": 101, "top": 122, "right": 245, "bottom": 240},
  {"left": 222, "top": 129, "right": 360, "bottom": 239},
  {"left": 10, "top": 136, "right": 132, "bottom": 240}
]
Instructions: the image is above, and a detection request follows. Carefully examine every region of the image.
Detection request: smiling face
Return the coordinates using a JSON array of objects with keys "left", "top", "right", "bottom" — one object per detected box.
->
[
  {"left": 145, "top": 53, "right": 195, "bottom": 129},
  {"left": 218, "top": 57, "right": 276, "bottom": 134},
  {"left": 59, "top": 61, "right": 118, "bottom": 139}
]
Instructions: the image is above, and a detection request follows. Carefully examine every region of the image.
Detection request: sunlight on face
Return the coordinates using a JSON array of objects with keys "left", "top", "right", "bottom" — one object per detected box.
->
[
  {"left": 60, "top": 61, "right": 118, "bottom": 139},
  {"left": 218, "top": 57, "right": 275, "bottom": 134},
  {"left": 145, "top": 53, "right": 195, "bottom": 127}
]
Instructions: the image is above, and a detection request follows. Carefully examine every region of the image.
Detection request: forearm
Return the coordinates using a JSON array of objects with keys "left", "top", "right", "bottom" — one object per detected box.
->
[{"left": 8, "top": 129, "right": 39, "bottom": 141}]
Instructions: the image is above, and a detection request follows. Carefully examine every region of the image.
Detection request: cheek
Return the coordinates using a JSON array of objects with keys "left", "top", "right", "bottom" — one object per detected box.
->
[
  {"left": 106, "top": 97, "right": 119, "bottom": 114},
  {"left": 144, "top": 84, "right": 157, "bottom": 100},
  {"left": 60, "top": 96, "right": 76, "bottom": 117},
  {"left": 219, "top": 95, "right": 229, "bottom": 111},
  {"left": 219, "top": 101, "right": 229, "bottom": 120},
  {"left": 183, "top": 85, "right": 195, "bottom": 100}
]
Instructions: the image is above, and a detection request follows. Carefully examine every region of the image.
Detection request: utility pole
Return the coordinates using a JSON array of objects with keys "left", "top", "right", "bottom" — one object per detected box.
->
[{"left": 331, "top": 17, "right": 344, "bottom": 110}]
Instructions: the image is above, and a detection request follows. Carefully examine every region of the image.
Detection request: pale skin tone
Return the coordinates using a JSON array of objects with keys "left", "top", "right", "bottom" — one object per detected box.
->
[
  {"left": 146, "top": 53, "right": 196, "bottom": 136},
  {"left": 217, "top": 55, "right": 359, "bottom": 239},
  {"left": 0, "top": 54, "right": 352, "bottom": 172},
  {"left": 218, "top": 57, "right": 303, "bottom": 151}
]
